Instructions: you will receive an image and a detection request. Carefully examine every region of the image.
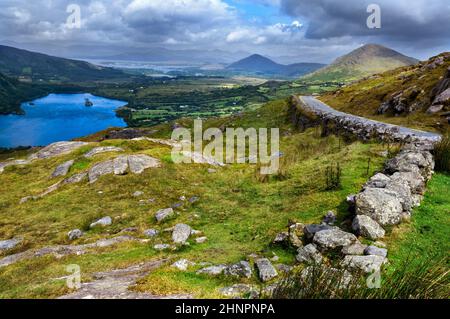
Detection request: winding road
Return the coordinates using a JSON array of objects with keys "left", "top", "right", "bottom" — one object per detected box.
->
[{"left": 297, "top": 96, "right": 442, "bottom": 142}]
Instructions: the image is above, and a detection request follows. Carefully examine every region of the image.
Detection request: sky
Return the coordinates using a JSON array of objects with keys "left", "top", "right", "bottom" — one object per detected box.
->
[{"left": 0, "top": 0, "right": 449, "bottom": 64}]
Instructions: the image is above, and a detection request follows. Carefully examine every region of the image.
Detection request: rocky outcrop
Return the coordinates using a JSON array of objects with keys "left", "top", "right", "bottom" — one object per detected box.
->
[
  {"left": 0, "top": 238, "right": 22, "bottom": 252},
  {"left": 90, "top": 216, "right": 112, "bottom": 228},
  {"left": 88, "top": 154, "right": 161, "bottom": 183},
  {"left": 52, "top": 160, "right": 74, "bottom": 178},
  {"left": 58, "top": 259, "right": 192, "bottom": 299},
  {"left": 84, "top": 146, "right": 124, "bottom": 158},
  {"left": 0, "top": 236, "right": 144, "bottom": 268},
  {"left": 0, "top": 141, "right": 89, "bottom": 174}
]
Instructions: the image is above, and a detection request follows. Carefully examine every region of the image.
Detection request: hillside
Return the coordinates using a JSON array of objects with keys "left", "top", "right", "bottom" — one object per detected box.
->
[
  {"left": 320, "top": 52, "right": 450, "bottom": 133},
  {"left": 0, "top": 45, "right": 126, "bottom": 83},
  {"left": 0, "top": 99, "right": 448, "bottom": 298},
  {"left": 227, "top": 54, "right": 325, "bottom": 78},
  {"left": 302, "top": 44, "right": 418, "bottom": 83}
]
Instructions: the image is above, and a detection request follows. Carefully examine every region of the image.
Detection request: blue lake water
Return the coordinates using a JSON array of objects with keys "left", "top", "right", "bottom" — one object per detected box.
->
[{"left": 0, "top": 93, "right": 127, "bottom": 148}]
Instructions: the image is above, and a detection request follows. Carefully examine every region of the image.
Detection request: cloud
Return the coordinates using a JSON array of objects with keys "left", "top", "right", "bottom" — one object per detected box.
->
[{"left": 280, "top": 0, "right": 450, "bottom": 41}]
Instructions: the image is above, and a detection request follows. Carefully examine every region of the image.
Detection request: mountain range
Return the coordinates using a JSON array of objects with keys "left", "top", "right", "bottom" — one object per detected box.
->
[
  {"left": 226, "top": 54, "right": 325, "bottom": 77},
  {"left": 0, "top": 45, "right": 126, "bottom": 82},
  {"left": 302, "top": 44, "right": 419, "bottom": 83}
]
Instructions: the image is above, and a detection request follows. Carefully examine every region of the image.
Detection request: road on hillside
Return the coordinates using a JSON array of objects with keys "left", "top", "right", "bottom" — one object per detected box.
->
[{"left": 299, "top": 96, "right": 441, "bottom": 142}]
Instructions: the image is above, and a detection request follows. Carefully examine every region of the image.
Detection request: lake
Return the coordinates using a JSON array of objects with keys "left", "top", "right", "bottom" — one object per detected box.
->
[{"left": 0, "top": 93, "right": 127, "bottom": 148}]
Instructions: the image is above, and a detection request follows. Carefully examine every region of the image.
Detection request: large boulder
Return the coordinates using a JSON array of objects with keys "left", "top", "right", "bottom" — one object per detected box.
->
[
  {"left": 224, "top": 261, "right": 252, "bottom": 278},
  {"left": 172, "top": 224, "right": 191, "bottom": 244},
  {"left": 312, "top": 228, "right": 358, "bottom": 251},
  {"left": 385, "top": 181, "right": 413, "bottom": 212},
  {"left": 364, "top": 173, "right": 391, "bottom": 189},
  {"left": 52, "top": 160, "right": 74, "bottom": 178},
  {"left": 355, "top": 188, "right": 403, "bottom": 226},
  {"left": 255, "top": 258, "right": 278, "bottom": 282},
  {"left": 352, "top": 215, "right": 385, "bottom": 240}
]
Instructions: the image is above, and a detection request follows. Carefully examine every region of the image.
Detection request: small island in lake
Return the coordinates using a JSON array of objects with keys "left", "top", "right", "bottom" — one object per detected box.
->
[{"left": 84, "top": 98, "right": 93, "bottom": 107}]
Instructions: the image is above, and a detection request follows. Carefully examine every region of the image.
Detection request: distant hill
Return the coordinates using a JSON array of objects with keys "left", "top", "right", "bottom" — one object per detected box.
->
[
  {"left": 320, "top": 52, "right": 450, "bottom": 133},
  {"left": 227, "top": 54, "right": 325, "bottom": 78},
  {"left": 302, "top": 44, "right": 419, "bottom": 83},
  {"left": 0, "top": 45, "right": 126, "bottom": 82}
]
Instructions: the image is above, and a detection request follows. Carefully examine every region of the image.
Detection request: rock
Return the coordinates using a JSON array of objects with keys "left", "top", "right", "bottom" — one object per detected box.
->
[
  {"left": 113, "top": 155, "right": 129, "bottom": 175},
  {"left": 355, "top": 188, "right": 403, "bottom": 226},
  {"left": 171, "top": 259, "right": 194, "bottom": 271},
  {"left": 364, "top": 246, "right": 388, "bottom": 257},
  {"left": 133, "top": 191, "right": 144, "bottom": 197},
  {"left": 128, "top": 155, "right": 161, "bottom": 174},
  {"left": 29, "top": 141, "right": 88, "bottom": 160},
  {"left": 52, "top": 160, "right": 74, "bottom": 178},
  {"left": 432, "top": 88, "right": 450, "bottom": 105},
  {"left": 255, "top": 258, "right": 278, "bottom": 282},
  {"left": 172, "top": 224, "right": 191, "bottom": 244},
  {"left": 342, "top": 255, "right": 387, "bottom": 273},
  {"left": 390, "top": 171, "right": 425, "bottom": 195},
  {"left": 119, "top": 227, "right": 138, "bottom": 234},
  {"left": 341, "top": 242, "right": 367, "bottom": 255},
  {"left": 88, "top": 160, "right": 115, "bottom": 183},
  {"left": 190, "top": 229, "right": 202, "bottom": 236},
  {"left": 90, "top": 216, "right": 112, "bottom": 228},
  {"left": 155, "top": 208, "right": 174, "bottom": 222},
  {"left": 64, "top": 172, "right": 87, "bottom": 184},
  {"left": 219, "top": 284, "right": 257, "bottom": 298},
  {"left": 153, "top": 244, "right": 171, "bottom": 251},
  {"left": 426, "top": 104, "right": 444, "bottom": 114},
  {"left": 296, "top": 244, "right": 323, "bottom": 264},
  {"left": 322, "top": 211, "right": 336, "bottom": 225},
  {"left": 0, "top": 238, "right": 22, "bottom": 251},
  {"left": 195, "top": 237, "right": 207, "bottom": 244},
  {"left": 67, "top": 229, "right": 83, "bottom": 241},
  {"left": 385, "top": 150, "right": 434, "bottom": 180},
  {"left": 288, "top": 223, "right": 304, "bottom": 248},
  {"left": 207, "top": 168, "right": 217, "bottom": 173},
  {"left": 272, "top": 232, "right": 289, "bottom": 245},
  {"left": 196, "top": 265, "right": 227, "bottom": 276},
  {"left": 313, "top": 228, "right": 358, "bottom": 251},
  {"left": 364, "top": 173, "right": 391, "bottom": 189},
  {"left": 304, "top": 224, "right": 334, "bottom": 240},
  {"left": 276, "top": 264, "right": 293, "bottom": 274},
  {"left": 143, "top": 229, "right": 159, "bottom": 237},
  {"left": 84, "top": 146, "right": 124, "bottom": 158},
  {"left": 352, "top": 215, "right": 385, "bottom": 240},
  {"left": 188, "top": 196, "right": 199, "bottom": 203},
  {"left": 385, "top": 180, "right": 413, "bottom": 212},
  {"left": 224, "top": 261, "right": 252, "bottom": 278}
]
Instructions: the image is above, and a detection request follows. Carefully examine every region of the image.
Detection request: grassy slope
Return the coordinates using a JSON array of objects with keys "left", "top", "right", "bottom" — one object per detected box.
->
[
  {"left": 0, "top": 100, "right": 393, "bottom": 298},
  {"left": 387, "top": 173, "right": 450, "bottom": 268},
  {"left": 320, "top": 53, "right": 450, "bottom": 133}
]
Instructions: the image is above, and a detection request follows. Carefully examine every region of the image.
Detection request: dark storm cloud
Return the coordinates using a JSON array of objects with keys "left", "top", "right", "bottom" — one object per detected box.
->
[{"left": 280, "top": 0, "right": 450, "bottom": 41}]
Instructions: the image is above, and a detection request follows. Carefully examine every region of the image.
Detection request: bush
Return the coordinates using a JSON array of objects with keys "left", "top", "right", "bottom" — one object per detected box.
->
[{"left": 434, "top": 133, "right": 450, "bottom": 173}]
